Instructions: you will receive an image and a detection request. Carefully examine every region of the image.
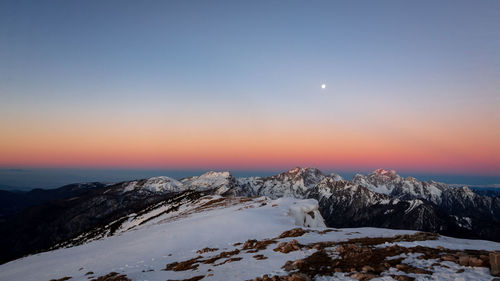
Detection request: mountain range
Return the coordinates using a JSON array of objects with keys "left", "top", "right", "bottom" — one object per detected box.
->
[{"left": 0, "top": 167, "right": 499, "bottom": 265}]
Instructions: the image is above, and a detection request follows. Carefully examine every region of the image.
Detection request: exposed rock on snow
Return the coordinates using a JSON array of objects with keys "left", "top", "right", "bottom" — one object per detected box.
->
[{"left": 1, "top": 194, "right": 500, "bottom": 281}]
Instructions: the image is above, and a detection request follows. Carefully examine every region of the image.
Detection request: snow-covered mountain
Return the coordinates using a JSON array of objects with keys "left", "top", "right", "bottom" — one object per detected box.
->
[
  {"left": 1, "top": 167, "right": 499, "bottom": 280},
  {"left": 237, "top": 167, "right": 326, "bottom": 198},
  {"left": 236, "top": 167, "right": 500, "bottom": 242},
  {"left": 181, "top": 171, "right": 240, "bottom": 195},
  {"left": 120, "top": 172, "right": 238, "bottom": 195},
  {"left": 1, "top": 193, "right": 499, "bottom": 281},
  {"left": 121, "top": 176, "right": 184, "bottom": 194}
]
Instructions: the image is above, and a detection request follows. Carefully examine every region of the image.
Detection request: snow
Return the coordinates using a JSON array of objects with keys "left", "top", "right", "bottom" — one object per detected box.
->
[
  {"left": 121, "top": 176, "right": 183, "bottom": 194},
  {"left": 382, "top": 253, "right": 494, "bottom": 281},
  {"left": 404, "top": 199, "right": 423, "bottom": 214},
  {"left": 453, "top": 216, "right": 473, "bottom": 230},
  {"left": 1, "top": 195, "right": 499, "bottom": 281},
  {"left": 353, "top": 174, "right": 394, "bottom": 195},
  {"left": 181, "top": 171, "right": 233, "bottom": 194},
  {"left": 142, "top": 176, "right": 183, "bottom": 193},
  {"left": 122, "top": 182, "right": 136, "bottom": 193},
  {"left": 329, "top": 173, "right": 344, "bottom": 182},
  {"left": 317, "top": 252, "right": 496, "bottom": 281},
  {"left": 238, "top": 167, "right": 328, "bottom": 200},
  {"left": 381, "top": 234, "right": 500, "bottom": 251},
  {"left": 0, "top": 197, "right": 328, "bottom": 281},
  {"left": 288, "top": 198, "right": 326, "bottom": 228}
]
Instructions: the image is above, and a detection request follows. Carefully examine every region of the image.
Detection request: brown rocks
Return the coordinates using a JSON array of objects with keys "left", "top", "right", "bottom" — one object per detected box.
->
[
  {"left": 349, "top": 272, "right": 377, "bottom": 281},
  {"left": 196, "top": 247, "right": 218, "bottom": 254},
  {"left": 90, "top": 272, "right": 131, "bottom": 281},
  {"left": 390, "top": 275, "right": 415, "bottom": 281},
  {"left": 282, "top": 259, "right": 307, "bottom": 271},
  {"left": 395, "top": 264, "right": 408, "bottom": 270},
  {"left": 458, "top": 255, "right": 470, "bottom": 266},
  {"left": 439, "top": 252, "right": 489, "bottom": 268},
  {"left": 50, "top": 277, "right": 72, "bottom": 281},
  {"left": 395, "top": 264, "right": 432, "bottom": 275},
  {"left": 165, "top": 256, "right": 202, "bottom": 271},
  {"left": 215, "top": 257, "right": 242, "bottom": 266},
  {"left": 441, "top": 255, "right": 456, "bottom": 262},
  {"left": 316, "top": 229, "right": 335, "bottom": 234},
  {"left": 469, "top": 257, "right": 483, "bottom": 267},
  {"left": 456, "top": 254, "right": 484, "bottom": 267},
  {"left": 252, "top": 274, "right": 284, "bottom": 281},
  {"left": 203, "top": 249, "right": 240, "bottom": 264},
  {"left": 361, "top": 265, "right": 375, "bottom": 272},
  {"left": 288, "top": 273, "right": 311, "bottom": 281},
  {"left": 277, "top": 228, "right": 308, "bottom": 239},
  {"left": 166, "top": 276, "right": 205, "bottom": 281},
  {"left": 491, "top": 252, "right": 500, "bottom": 276},
  {"left": 253, "top": 254, "right": 268, "bottom": 260},
  {"left": 274, "top": 240, "right": 301, "bottom": 253},
  {"left": 342, "top": 232, "right": 439, "bottom": 248},
  {"left": 242, "top": 239, "right": 277, "bottom": 252}
]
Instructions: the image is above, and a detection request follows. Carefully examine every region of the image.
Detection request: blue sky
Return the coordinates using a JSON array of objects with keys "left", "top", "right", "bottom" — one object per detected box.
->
[{"left": 1, "top": 0, "right": 499, "bottom": 177}]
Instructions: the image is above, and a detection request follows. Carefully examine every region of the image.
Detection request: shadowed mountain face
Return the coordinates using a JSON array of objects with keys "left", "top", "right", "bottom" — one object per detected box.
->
[
  {"left": 0, "top": 182, "right": 212, "bottom": 264},
  {"left": 0, "top": 183, "right": 106, "bottom": 222},
  {"left": 0, "top": 167, "right": 499, "bottom": 264}
]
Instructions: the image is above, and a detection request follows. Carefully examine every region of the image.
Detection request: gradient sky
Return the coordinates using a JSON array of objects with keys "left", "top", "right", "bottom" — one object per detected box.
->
[{"left": 1, "top": 0, "right": 499, "bottom": 175}]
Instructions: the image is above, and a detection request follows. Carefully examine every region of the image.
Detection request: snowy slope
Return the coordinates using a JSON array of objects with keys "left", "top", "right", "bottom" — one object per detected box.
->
[
  {"left": 1, "top": 196, "right": 499, "bottom": 281},
  {"left": 122, "top": 176, "right": 184, "bottom": 194},
  {"left": 181, "top": 171, "right": 238, "bottom": 195}
]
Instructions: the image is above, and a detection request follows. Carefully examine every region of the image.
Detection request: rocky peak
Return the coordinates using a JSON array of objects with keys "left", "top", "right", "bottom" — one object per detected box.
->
[
  {"left": 328, "top": 173, "right": 344, "bottom": 182},
  {"left": 462, "top": 186, "right": 474, "bottom": 194},
  {"left": 199, "top": 171, "right": 232, "bottom": 179},
  {"left": 459, "top": 186, "right": 477, "bottom": 199},
  {"left": 285, "top": 167, "right": 322, "bottom": 176},
  {"left": 351, "top": 169, "right": 402, "bottom": 195},
  {"left": 280, "top": 167, "right": 325, "bottom": 188},
  {"left": 122, "top": 176, "right": 184, "bottom": 194},
  {"left": 181, "top": 171, "right": 236, "bottom": 195},
  {"left": 372, "top": 169, "right": 399, "bottom": 179}
]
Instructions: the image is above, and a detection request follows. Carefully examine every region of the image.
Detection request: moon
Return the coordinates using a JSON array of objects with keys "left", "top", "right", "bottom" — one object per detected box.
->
[{"left": 321, "top": 84, "right": 326, "bottom": 89}]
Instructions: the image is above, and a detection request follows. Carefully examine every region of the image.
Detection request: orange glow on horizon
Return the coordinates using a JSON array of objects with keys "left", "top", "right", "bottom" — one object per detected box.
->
[
  {"left": 1, "top": 113, "right": 499, "bottom": 175},
  {"left": 1, "top": 92, "right": 499, "bottom": 175}
]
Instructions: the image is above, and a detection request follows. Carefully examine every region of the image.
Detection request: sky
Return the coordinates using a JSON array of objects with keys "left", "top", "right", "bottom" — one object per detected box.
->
[{"left": 1, "top": 0, "right": 500, "bottom": 177}]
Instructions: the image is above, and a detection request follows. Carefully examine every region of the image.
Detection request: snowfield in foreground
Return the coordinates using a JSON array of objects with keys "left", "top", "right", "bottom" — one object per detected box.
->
[{"left": 1, "top": 196, "right": 499, "bottom": 281}]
